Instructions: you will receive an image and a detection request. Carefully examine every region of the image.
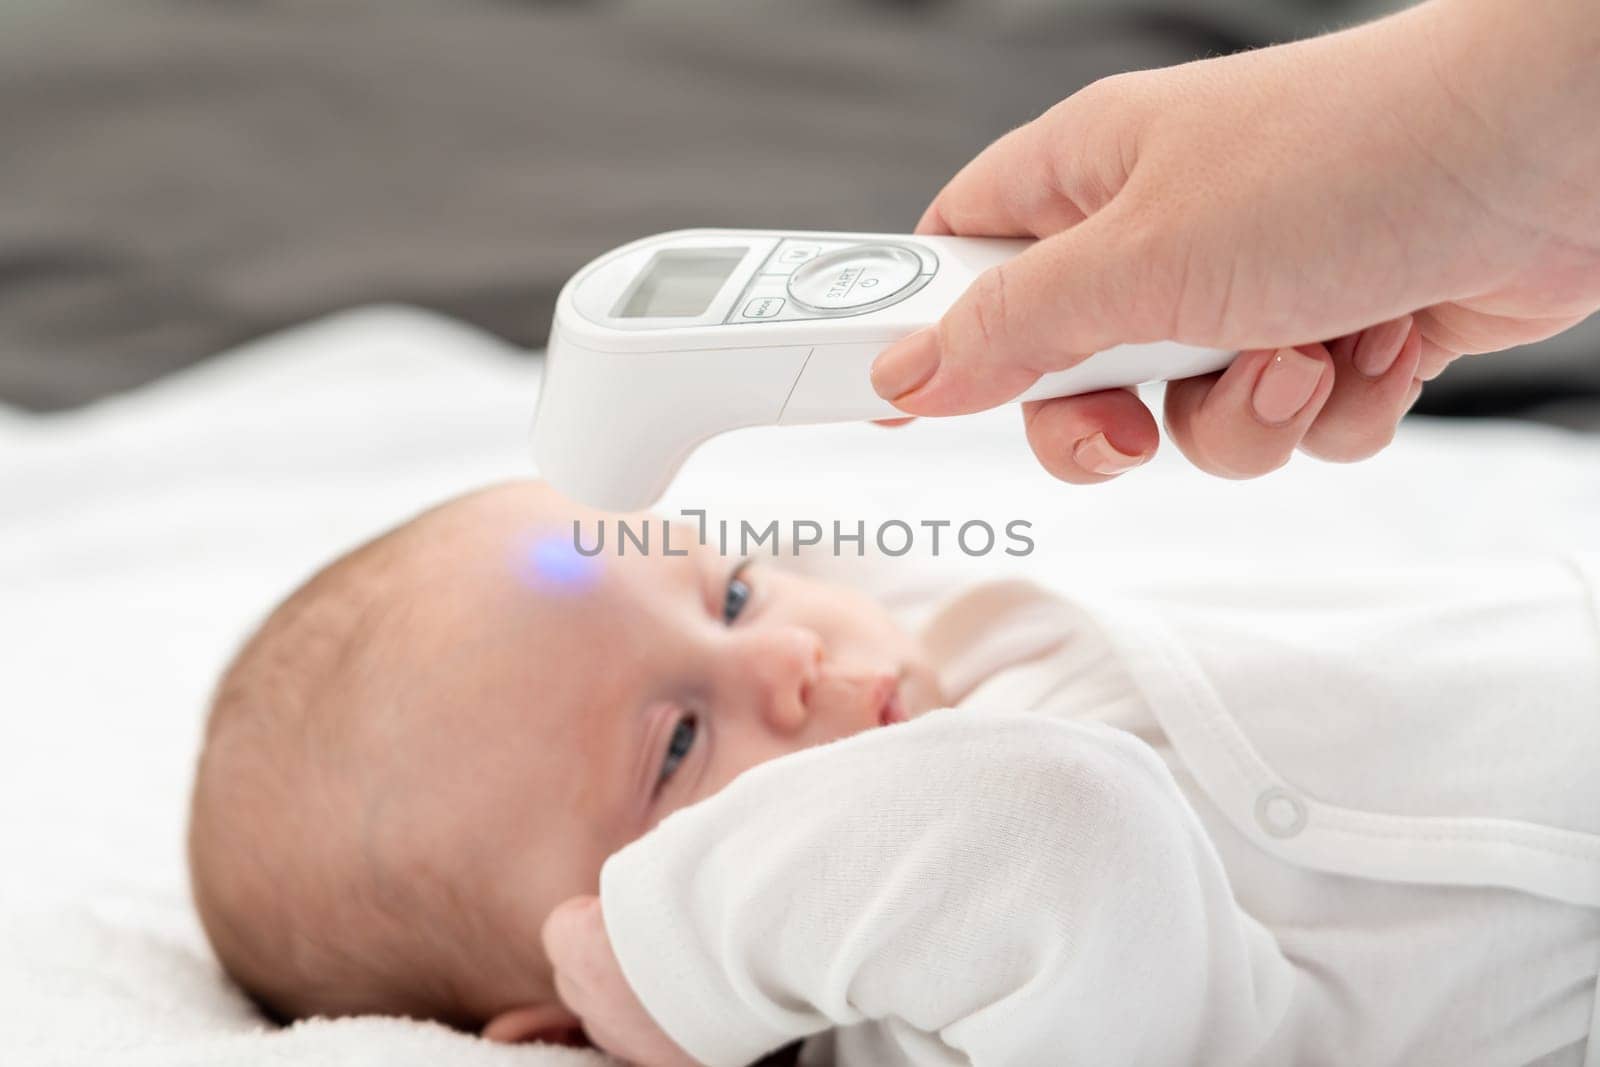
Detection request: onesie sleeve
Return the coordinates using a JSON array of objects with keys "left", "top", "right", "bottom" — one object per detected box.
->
[{"left": 598, "top": 708, "right": 1297, "bottom": 1067}]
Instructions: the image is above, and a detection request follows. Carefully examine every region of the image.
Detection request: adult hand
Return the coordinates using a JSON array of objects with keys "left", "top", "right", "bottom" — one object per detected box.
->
[
  {"left": 542, "top": 895, "right": 700, "bottom": 1067},
  {"left": 871, "top": 0, "right": 1600, "bottom": 482}
]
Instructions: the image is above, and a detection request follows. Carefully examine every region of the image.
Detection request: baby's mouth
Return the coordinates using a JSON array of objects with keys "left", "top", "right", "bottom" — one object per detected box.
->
[{"left": 877, "top": 677, "right": 907, "bottom": 728}]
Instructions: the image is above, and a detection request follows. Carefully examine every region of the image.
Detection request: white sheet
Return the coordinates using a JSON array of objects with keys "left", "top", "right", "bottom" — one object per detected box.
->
[{"left": 3, "top": 306, "right": 1596, "bottom": 1066}]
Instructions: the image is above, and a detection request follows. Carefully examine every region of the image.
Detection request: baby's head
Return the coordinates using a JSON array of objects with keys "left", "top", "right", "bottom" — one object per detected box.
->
[{"left": 188, "top": 481, "right": 941, "bottom": 1043}]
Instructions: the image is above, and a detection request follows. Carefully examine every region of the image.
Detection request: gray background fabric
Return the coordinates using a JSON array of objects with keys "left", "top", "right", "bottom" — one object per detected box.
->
[{"left": 1, "top": 0, "right": 1595, "bottom": 416}]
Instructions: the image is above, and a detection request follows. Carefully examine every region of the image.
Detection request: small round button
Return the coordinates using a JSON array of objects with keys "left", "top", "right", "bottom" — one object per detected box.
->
[
  {"left": 1254, "top": 787, "right": 1308, "bottom": 838},
  {"left": 787, "top": 244, "right": 922, "bottom": 313}
]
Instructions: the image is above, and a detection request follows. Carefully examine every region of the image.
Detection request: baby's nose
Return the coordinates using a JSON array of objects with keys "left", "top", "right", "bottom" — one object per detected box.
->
[{"left": 741, "top": 627, "right": 823, "bottom": 735}]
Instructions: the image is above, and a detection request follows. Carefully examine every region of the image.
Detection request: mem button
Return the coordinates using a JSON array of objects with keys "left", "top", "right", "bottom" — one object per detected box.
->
[{"left": 743, "top": 296, "right": 786, "bottom": 319}]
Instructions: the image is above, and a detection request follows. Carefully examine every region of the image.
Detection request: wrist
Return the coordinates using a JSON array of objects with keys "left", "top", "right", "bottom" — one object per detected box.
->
[{"left": 1402, "top": 0, "right": 1600, "bottom": 243}]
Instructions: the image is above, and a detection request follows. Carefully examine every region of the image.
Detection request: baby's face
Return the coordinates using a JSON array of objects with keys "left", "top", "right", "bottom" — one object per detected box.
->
[{"left": 379, "top": 484, "right": 942, "bottom": 996}]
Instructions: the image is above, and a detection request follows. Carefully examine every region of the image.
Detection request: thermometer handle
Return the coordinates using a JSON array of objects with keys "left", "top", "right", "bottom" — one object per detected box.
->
[
  {"left": 775, "top": 233, "right": 1234, "bottom": 424},
  {"left": 776, "top": 336, "right": 1234, "bottom": 425},
  {"left": 1021, "top": 341, "right": 1235, "bottom": 401}
]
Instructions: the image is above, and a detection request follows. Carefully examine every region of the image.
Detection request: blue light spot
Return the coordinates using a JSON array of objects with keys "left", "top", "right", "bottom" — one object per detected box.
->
[{"left": 515, "top": 530, "right": 603, "bottom": 594}]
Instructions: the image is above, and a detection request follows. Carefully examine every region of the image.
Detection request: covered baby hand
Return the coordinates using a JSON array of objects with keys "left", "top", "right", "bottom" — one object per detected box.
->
[{"left": 542, "top": 895, "right": 700, "bottom": 1067}]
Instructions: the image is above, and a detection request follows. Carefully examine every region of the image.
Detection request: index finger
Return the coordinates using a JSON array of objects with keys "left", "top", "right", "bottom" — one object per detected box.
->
[{"left": 915, "top": 82, "right": 1140, "bottom": 239}]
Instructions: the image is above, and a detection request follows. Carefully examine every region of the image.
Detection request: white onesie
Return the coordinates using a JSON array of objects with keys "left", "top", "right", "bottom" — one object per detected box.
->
[{"left": 599, "top": 556, "right": 1600, "bottom": 1067}]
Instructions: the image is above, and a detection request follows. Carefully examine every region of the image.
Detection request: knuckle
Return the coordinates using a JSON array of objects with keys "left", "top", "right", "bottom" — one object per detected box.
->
[
  {"left": 1073, "top": 71, "right": 1142, "bottom": 113},
  {"left": 1044, "top": 80, "right": 1106, "bottom": 129},
  {"left": 958, "top": 265, "right": 1016, "bottom": 360},
  {"left": 1101, "top": 200, "right": 1187, "bottom": 341}
]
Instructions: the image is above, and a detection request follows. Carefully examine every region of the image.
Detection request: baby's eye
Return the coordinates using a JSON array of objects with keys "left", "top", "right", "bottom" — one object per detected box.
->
[
  {"left": 658, "top": 715, "right": 697, "bottom": 786},
  {"left": 722, "top": 563, "right": 752, "bottom": 625}
]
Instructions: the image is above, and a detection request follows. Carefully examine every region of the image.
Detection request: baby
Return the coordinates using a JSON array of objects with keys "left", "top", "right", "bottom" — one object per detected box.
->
[
  {"left": 188, "top": 480, "right": 944, "bottom": 1038},
  {"left": 189, "top": 481, "right": 1600, "bottom": 1066}
]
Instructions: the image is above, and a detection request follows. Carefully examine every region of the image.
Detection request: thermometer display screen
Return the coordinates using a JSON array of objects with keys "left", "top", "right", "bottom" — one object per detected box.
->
[{"left": 615, "top": 248, "right": 745, "bottom": 318}]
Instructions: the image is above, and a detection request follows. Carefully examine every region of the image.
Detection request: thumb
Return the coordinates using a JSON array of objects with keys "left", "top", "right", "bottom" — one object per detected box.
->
[{"left": 870, "top": 207, "right": 1167, "bottom": 417}]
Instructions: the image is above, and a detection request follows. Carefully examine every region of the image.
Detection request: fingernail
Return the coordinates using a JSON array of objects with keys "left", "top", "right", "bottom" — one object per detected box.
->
[
  {"left": 871, "top": 328, "right": 941, "bottom": 401},
  {"left": 1251, "top": 347, "right": 1325, "bottom": 425},
  {"left": 1073, "top": 431, "right": 1148, "bottom": 476},
  {"left": 1352, "top": 316, "right": 1412, "bottom": 378}
]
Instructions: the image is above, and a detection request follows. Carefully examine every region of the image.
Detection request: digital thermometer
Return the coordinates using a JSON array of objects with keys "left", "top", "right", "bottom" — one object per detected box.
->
[{"left": 532, "top": 229, "right": 1233, "bottom": 511}]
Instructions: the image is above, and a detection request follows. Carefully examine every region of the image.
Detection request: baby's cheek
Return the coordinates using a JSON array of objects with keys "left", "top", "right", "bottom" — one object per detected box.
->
[{"left": 692, "top": 737, "right": 789, "bottom": 808}]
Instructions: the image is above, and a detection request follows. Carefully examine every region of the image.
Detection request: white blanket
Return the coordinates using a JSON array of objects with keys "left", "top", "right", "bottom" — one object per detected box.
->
[{"left": 2, "top": 307, "right": 1596, "bottom": 1066}]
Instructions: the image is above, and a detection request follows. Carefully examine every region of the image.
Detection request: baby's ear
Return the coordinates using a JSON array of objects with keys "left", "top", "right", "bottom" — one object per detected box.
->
[{"left": 482, "top": 1002, "right": 585, "bottom": 1047}]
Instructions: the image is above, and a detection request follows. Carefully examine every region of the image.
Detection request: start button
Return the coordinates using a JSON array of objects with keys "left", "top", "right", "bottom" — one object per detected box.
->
[{"left": 787, "top": 244, "right": 922, "bottom": 313}]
